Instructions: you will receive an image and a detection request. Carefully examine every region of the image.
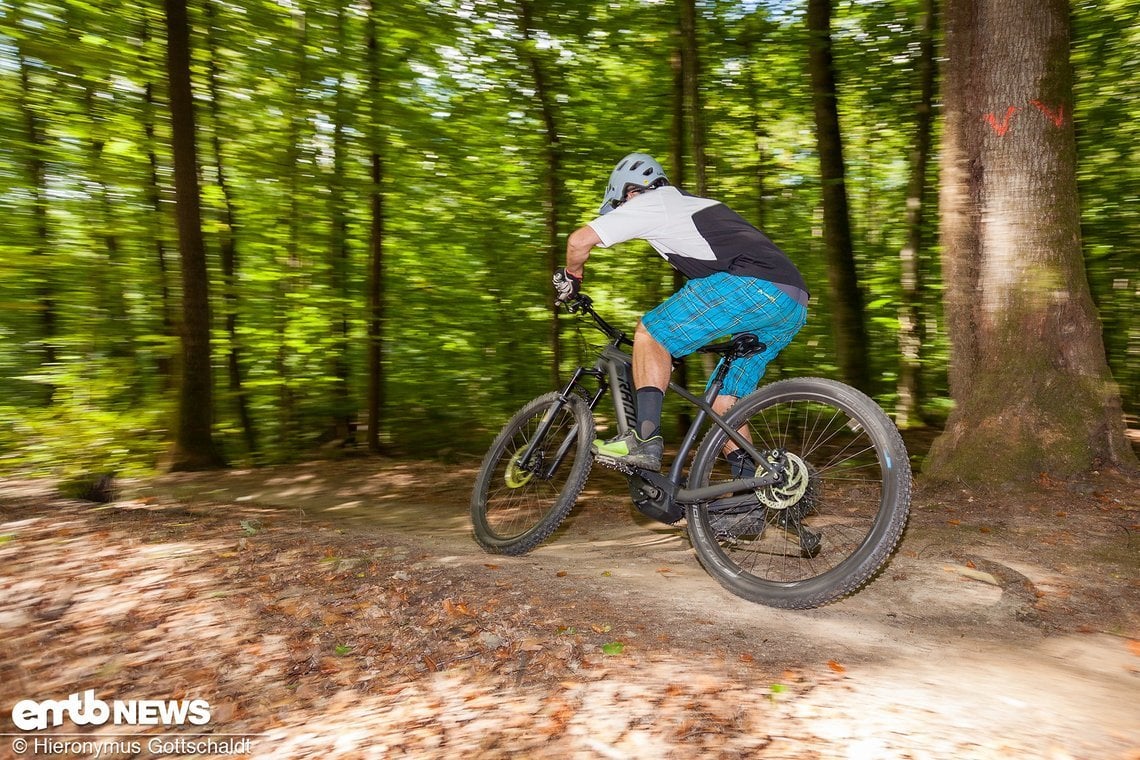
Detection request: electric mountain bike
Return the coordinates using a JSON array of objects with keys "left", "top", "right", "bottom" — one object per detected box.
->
[{"left": 469, "top": 294, "right": 911, "bottom": 609}]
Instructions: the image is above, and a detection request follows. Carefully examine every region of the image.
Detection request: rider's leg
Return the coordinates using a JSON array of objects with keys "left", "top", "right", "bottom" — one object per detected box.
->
[
  {"left": 714, "top": 394, "right": 760, "bottom": 477},
  {"left": 592, "top": 321, "right": 669, "bottom": 469},
  {"left": 714, "top": 394, "right": 747, "bottom": 455},
  {"left": 632, "top": 321, "right": 671, "bottom": 440}
]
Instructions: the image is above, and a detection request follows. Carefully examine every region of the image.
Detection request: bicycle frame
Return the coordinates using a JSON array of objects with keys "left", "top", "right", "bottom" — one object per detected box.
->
[{"left": 525, "top": 296, "right": 785, "bottom": 509}]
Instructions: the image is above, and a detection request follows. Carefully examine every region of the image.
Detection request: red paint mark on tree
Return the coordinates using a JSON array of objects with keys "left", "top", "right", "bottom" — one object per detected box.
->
[
  {"left": 984, "top": 106, "right": 1018, "bottom": 137},
  {"left": 1029, "top": 99, "right": 1065, "bottom": 127}
]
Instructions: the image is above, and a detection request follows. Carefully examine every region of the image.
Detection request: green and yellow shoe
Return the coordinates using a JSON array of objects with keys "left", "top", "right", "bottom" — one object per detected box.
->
[{"left": 592, "top": 430, "right": 664, "bottom": 471}]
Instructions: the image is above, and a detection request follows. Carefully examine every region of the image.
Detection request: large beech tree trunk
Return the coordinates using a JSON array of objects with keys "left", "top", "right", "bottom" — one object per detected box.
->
[
  {"left": 925, "top": 0, "right": 1136, "bottom": 482},
  {"left": 165, "top": 0, "right": 225, "bottom": 470}
]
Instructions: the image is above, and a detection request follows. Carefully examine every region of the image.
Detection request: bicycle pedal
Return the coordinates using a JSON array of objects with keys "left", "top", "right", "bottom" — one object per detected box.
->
[{"left": 594, "top": 455, "right": 637, "bottom": 476}]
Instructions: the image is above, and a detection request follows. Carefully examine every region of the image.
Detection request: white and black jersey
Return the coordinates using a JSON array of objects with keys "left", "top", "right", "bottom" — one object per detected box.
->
[{"left": 587, "top": 186, "right": 809, "bottom": 305}]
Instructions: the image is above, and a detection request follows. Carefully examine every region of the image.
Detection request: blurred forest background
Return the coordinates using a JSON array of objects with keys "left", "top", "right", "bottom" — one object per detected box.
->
[{"left": 0, "top": 0, "right": 1135, "bottom": 479}]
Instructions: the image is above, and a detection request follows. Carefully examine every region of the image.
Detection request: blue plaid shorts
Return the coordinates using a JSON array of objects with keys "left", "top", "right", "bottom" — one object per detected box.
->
[{"left": 641, "top": 272, "right": 807, "bottom": 397}]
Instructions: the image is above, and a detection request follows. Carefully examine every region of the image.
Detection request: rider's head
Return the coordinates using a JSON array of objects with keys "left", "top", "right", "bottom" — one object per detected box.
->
[{"left": 598, "top": 153, "right": 669, "bottom": 215}]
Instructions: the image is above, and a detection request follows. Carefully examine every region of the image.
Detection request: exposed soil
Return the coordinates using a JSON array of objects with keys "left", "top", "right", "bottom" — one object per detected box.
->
[{"left": 0, "top": 456, "right": 1137, "bottom": 759}]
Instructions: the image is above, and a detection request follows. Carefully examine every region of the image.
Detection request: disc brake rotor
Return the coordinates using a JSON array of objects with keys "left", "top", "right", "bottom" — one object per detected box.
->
[
  {"left": 504, "top": 449, "right": 536, "bottom": 489},
  {"left": 756, "top": 451, "right": 810, "bottom": 509}
]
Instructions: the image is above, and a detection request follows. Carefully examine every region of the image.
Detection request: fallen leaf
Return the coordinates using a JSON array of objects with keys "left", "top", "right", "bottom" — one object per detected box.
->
[
  {"left": 827, "top": 659, "right": 846, "bottom": 674},
  {"left": 1127, "top": 640, "right": 1140, "bottom": 657}
]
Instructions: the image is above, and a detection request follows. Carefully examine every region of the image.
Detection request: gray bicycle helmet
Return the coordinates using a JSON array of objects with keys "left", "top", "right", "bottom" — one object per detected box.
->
[{"left": 598, "top": 152, "right": 669, "bottom": 215}]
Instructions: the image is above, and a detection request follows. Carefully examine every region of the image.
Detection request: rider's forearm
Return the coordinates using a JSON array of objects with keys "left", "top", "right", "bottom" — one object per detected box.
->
[{"left": 565, "top": 225, "right": 600, "bottom": 278}]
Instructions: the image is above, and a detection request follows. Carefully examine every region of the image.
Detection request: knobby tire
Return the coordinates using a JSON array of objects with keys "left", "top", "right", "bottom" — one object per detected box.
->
[
  {"left": 470, "top": 392, "right": 595, "bottom": 555},
  {"left": 687, "top": 377, "right": 911, "bottom": 609}
]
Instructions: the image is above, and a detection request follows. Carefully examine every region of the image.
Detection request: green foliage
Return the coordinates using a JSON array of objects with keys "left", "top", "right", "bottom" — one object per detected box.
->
[{"left": 0, "top": 0, "right": 1134, "bottom": 475}]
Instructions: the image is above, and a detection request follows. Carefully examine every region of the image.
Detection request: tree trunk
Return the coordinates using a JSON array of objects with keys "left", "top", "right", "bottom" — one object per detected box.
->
[
  {"left": 925, "top": 0, "right": 1137, "bottom": 482},
  {"left": 806, "top": 0, "right": 871, "bottom": 393},
  {"left": 678, "top": 0, "right": 707, "bottom": 196},
  {"left": 366, "top": 0, "right": 387, "bottom": 454},
  {"left": 516, "top": 0, "right": 565, "bottom": 390},
  {"left": 141, "top": 13, "right": 176, "bottom": 390},
  {"left": 672, "top": 0, "right": 716, "bottom": 433},
  {"left": 740, "top": 17, "right": 767, "bottom": 231},
  {"left": 276, "top": 5, "right": 308, "bottom": 450},
  {"left": 329, "top": 0, "right": 354, "bottom": 444},
  {"left": 895, "top": 0, "right": 937, "bottom": 429},
  {"left": 16, "top": 41, "right": 56, "bottom": 404},
  {"left": 83, "top": 84, "right": 134, "bottom": 367},
  {"left": 205, "top": 0, "right": 256, "bottom": 456},
  {"left": 165, "top": 0, "right": 224, "bottom": 471}
]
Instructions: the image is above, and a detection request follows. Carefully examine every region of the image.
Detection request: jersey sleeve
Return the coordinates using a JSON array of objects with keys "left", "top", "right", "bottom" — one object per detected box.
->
[{"left": 585, "top": 192, "right": 667, "bottom": 248}]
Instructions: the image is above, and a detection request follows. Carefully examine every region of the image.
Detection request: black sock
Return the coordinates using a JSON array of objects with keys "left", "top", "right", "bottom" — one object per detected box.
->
[{"left": 636, "top": 387, "right": 664, "bottom": 440}]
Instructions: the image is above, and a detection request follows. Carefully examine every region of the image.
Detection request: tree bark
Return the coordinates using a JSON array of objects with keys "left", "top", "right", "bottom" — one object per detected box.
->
[
  {"left": 926, "top": 0, "right": 1137, "bottom": 482},
  {"left": 366, "top": 0, "right": 387, "bottom": 454},
  {"left": 807, "top": 0, "right": 871, "bottom": 393},
  {"left": 895, "top": 0, "right": 937, "bottom": 428},
  {"left": 165, "top": 0, "right": 225, "bottom": 470}
]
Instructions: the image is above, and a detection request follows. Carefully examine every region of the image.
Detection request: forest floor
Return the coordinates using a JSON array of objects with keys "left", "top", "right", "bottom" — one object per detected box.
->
[{"left": 0, "top": 446, "right": 1137, "bottom": 759}]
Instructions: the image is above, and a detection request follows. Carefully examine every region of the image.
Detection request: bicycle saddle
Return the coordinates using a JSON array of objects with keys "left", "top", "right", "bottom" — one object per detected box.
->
[{"left": 698, "top": 333, "right": 767, "bottom": 359}]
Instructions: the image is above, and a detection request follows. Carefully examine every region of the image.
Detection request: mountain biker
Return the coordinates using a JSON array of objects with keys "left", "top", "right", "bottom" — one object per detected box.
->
[{"left": 552, "top": 152, "right": 809, "bottom": 472}]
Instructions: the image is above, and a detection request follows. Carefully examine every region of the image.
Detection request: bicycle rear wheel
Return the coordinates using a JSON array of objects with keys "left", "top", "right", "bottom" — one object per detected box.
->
[
  {"left": 471, "top": 392, "right": 595, "bottom": 555},
  {"left": 687, "top": 378, "right": 911, "bottom": 609}
]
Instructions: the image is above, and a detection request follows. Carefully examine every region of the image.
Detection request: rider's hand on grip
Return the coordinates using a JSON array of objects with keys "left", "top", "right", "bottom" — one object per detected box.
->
[{"left": 552, "top": 267, "right": 582, "bottom": 305}]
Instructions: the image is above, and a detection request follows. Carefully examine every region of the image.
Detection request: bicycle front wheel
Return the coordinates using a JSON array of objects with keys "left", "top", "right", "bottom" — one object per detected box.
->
[
  {"left": 687, "top": 378, "right": 911, "bottom": 609},
  {"left": 471, "top": 392, "right": 595, "bottom": 555}
]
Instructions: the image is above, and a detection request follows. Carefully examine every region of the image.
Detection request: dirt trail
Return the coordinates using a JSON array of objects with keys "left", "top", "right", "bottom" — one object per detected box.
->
[
  {"left": 1, "top": 458, "right": 1137, "bottom": 759},
  {"left": 133, "top": 458, "right": 1140, "bottom": 758}
]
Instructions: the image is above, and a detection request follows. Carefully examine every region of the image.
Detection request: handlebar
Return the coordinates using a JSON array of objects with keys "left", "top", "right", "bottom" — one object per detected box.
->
[{"left": 563, "top": 294, "right": 632, "bottom": 347}]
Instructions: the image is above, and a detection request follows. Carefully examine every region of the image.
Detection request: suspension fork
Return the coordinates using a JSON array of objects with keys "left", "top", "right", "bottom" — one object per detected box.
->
[{"left": 518, "top": 366, "right": 605, "bottom": 480}]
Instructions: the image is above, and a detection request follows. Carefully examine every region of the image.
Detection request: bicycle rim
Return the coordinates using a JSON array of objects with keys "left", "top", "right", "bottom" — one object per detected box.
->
[{"left": 688, "top": 378, "right": 910, "bottom": 608}]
